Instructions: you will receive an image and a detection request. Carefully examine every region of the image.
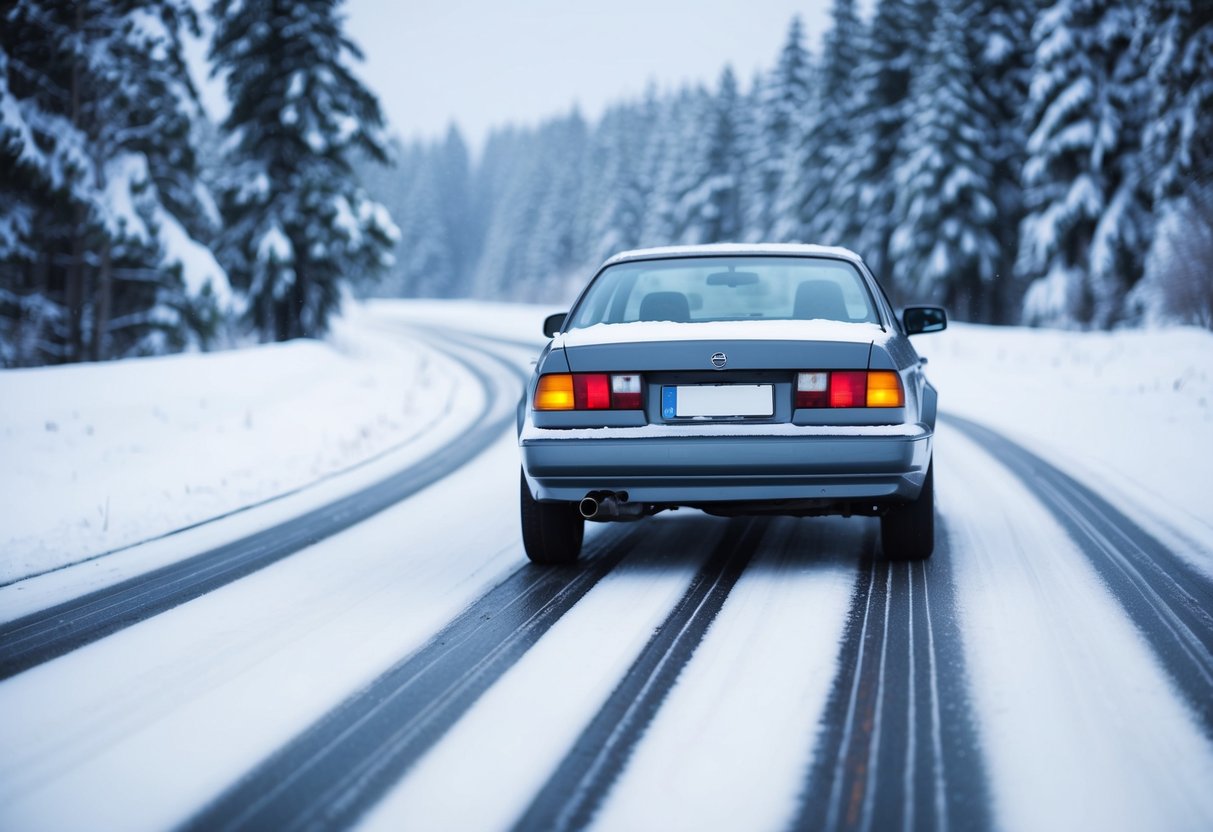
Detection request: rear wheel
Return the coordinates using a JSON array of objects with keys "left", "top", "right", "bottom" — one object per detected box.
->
[
  {"left": 880, "top": 462, "right": 934, "bottom": 560},
  {"left": 520, "top": 469, "right": 584, "bottom": 564}
]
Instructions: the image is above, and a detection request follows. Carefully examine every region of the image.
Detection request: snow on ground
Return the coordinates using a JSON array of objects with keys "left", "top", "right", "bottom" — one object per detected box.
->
[
  {"left": 0, "top": 305, "right": 466, "bottom": 584},
  {"left": 589, "top": 518, "right": 855, "bottom": 832},
  {"left": 940, "top": 425, "right": 1213, "bottom": 831},
  {"left": 922, "top": 322, "right": 1213, "bottom": 570},
  {"left": 369, "top": 299, "right": 559, "bottom": 346},
  {"left": 0, "top": 432, "right": 528, "bottom": 832}
]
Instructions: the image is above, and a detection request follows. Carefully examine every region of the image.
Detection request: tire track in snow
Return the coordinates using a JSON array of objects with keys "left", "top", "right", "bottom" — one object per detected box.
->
[
  {"left": 512, "top": 518, "right": 766, "bottom": 832},
  {"left": 946, "top": 414, "right": 1213, "bottom": 735},
  {"left": 0, "top": 336, "right": 526, "bottom": 681},
  {"left": 182, "top": 527, "right": 639, "bottom": 832},
  {"left": 793, "top": 523, "right": 990, "bottom": 832}
]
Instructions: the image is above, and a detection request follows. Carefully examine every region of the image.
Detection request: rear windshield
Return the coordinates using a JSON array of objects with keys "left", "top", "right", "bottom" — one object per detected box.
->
[{"left": 566, "top": 256, "right": 879, "bottom": 329}]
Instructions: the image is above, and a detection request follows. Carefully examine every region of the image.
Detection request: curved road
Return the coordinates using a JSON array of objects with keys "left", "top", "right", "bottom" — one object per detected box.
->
[{"left": 1, "top": 323, "right": 1211, "bottom": 832}]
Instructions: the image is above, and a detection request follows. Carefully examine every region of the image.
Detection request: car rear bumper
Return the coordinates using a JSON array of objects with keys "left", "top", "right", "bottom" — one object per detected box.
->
[{"left": 520, "top": 424, "right": 932, "bottom": 504}]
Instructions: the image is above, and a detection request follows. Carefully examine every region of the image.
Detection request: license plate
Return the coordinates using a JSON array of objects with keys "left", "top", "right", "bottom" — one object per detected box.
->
[{"left": 662, "top": 384, "right": 774, "bottom": 419}]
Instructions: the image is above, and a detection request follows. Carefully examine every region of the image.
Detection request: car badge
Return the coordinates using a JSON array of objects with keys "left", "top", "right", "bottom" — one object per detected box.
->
[{"left": 710, "top": 351, "right": 727, "bottom": 369}]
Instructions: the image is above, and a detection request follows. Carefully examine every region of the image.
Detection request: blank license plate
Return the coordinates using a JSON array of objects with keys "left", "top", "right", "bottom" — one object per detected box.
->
[{"left": 662, "top": 384, "right": 773, "bottom": 418}]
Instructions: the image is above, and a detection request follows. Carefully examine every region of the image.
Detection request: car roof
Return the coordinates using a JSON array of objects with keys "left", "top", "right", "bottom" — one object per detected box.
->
[{"left": 601, "top": 243, "right": 866, "bottom": 269}]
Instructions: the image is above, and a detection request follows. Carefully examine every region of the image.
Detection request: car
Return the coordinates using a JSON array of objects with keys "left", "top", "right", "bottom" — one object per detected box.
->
[{"left": 517, "top": 243, "right": 947, "bottom": 564}]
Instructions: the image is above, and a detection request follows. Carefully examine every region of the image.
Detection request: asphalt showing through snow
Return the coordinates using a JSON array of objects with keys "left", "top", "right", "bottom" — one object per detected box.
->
[
  {"left": 946, "top": 414, "right": 1213, "bottom": 737},
  {"left": 794, "top": 526, "right": 989, "bottom": 832},
  {"left": 515, "top": 518, "right": 766, "bottom": 832},
  {"left": 185, "top": 527, "right": 641, "bottom": 832}
]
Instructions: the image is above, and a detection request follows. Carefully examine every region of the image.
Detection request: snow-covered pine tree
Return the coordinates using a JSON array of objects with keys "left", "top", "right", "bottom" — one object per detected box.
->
[
  {"left": 1018, "top": 0, "right": 1151, "bottom": 328},
  {"left": 1, "top": 0, "right": 232, "bottom": 366},
  {"left": 746, "top": 18, "right": 812, "bottom": 242},
  {"left": 774, "top": 0, "right": 863, "bottom": 245},
  {"left": 520, "top": 111, "right": 589, "bottom": 299},
  {"left": 639, "top": 86, "right": 713, "bottom": 247},
  {"left": 586, "top": 99, "right": 653, "bottom": 264},
  {"left": 828, "top": 0, "right": 935, "bottom": 289},
  {"left": 433, "top": 125, "right": 475, "bottom": 296},
  {"left": 889, "top": 0, "right": 1000, "bottom": 319},
  {"left": 392, "top": 141, "right": 460, "bottom": 298},
  {"left": 1130, "top": 0, "right": 1213, "bottom": 325},
  {"left": 675, "top": 68, "right": 744, "bottom": 245},
  {"left": 210, "top": 0, "right": 397, "bottom": 341},
  {"left": 470, "top": 112, "right": 589, "bottom": 301},
  {"left": 1139, "top": 0, "right": 1213, "bottom": 206},
  {"left": 966, "top": 0, "right": 1041, "bottom": 322}
]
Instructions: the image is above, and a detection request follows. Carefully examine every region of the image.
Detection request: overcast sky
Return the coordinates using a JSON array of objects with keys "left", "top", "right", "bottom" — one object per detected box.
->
[{"left": 193, "top": 1, "right": 839, "bottom": 156}]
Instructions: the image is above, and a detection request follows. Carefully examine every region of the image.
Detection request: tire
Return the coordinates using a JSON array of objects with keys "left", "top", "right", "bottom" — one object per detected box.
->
[
  {"left": 520, "top": 469, "right": 584, "bottom": 565},
  {"left": 880, "top": 461, "right": 934, "bottom": 560}
]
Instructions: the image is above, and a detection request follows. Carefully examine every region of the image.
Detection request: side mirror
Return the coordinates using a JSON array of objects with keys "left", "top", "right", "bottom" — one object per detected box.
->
[
  {"left": 903, "top": 306, "right": 947, "bottom": 335},
  {"left": 543, "top": 312, "right": 567, "bottom": 338}
]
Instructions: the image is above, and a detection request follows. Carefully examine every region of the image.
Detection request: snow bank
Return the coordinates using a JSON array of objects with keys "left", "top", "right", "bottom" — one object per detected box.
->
[
  {"left": 0, "top": 305, "right": 462, "bottom": 583},
  {"left": 923, "top": 322, "right": 1213, "bottom": 567}
]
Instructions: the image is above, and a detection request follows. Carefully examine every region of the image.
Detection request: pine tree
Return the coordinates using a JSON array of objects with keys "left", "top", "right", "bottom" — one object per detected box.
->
[
  {"left": 828, "top": 0, "right": 936, "bottom": 288},
  {"left": 1139, "top": 0, "right": 1213, "bottom": 205},
  {"left": 775, "top": 0, "right": 863, "bottom": 244},
  {"left": 210, "top": 0, "right": 397, "bottom": 341},
  {"left": 1018, "top": 0, "right": 1151, "bottom": 327},
  {"left": 640, "top": 86, "right": 714, "bottom": 247},
  {"left": 966, "top": 0, "right": 1041, "bottom": 322},
  {"left": 587, "top": 100, "right": 653, "bottom": 263},
  {"left": 889, "top": 0, "right": 1000, "bottom": 319},
  {"left": 1, "top": 0, "right": 232, "bottom": 366},
  {"left": 1130, "top": 1, "right": 1213, "bottom": 325},
  {"left": 680, "top": 66, "right": 744, "bottom": 245},
  {"left": 746, "top": 18, "right": 812, "bottom": 241}
]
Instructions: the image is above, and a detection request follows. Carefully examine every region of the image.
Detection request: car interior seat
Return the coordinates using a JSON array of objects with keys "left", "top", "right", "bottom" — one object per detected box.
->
[
  {"left": 638, "top": 291, "right": 692, "bottom": 322},
  {"left": 793, "top": 280, "right": 850, "bottom": 322}
]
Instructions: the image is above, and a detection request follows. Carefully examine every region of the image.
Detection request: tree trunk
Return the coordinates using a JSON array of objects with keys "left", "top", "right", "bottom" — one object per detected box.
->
[
  {"left": 90, "top": 245, "right": 112, "bottom": 361},
  {"left": 65, "top": 0, "right": 87, "bottom": 363}
]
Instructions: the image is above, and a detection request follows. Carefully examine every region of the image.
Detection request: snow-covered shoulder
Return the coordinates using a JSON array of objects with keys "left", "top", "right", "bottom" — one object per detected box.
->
[
  {"left": 0, "top": 305, "right": 470, "bottom": 584},
  {"left": 559, "top": 319, "right": 884, "bottom": 348}
]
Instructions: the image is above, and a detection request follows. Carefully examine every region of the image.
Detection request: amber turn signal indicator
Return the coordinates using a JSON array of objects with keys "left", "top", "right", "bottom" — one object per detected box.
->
[
  {"left": 866, "top": 371, "right": 905, "bottom": 407},
  {"left": 535, "top": 374, "right": 576, "bottom": 410}
]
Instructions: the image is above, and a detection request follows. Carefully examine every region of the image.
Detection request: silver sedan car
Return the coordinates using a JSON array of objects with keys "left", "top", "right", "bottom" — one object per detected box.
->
[{"left": 518, "top": 244, "right": 946, "bottom": 564}]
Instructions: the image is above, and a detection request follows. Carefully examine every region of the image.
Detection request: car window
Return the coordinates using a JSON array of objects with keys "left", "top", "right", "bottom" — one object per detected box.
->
[{"left": 567, "top": 256, "right": 878, "bottom": 328}]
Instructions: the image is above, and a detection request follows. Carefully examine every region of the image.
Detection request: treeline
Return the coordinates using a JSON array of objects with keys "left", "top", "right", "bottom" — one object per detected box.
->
[
  {"left": 0, "top": 0, "right": 395, "bottom": 367},
  {"left": 371, "top": 0, "right": 1212, "bottom": 329}
]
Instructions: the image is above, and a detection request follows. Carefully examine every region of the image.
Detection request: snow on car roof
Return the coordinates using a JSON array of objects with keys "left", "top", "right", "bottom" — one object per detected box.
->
[
  {"left": 558, "top": 319, "right": 885, "bottom": 348},
  {"left": 601, "top": 243, "right": 866, "bottom": 268}
]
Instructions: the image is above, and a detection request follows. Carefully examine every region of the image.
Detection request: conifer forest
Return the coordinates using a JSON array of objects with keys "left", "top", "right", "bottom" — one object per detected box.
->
[{"left": 2, "top": 0, "right": 1211, "bottom": 367}]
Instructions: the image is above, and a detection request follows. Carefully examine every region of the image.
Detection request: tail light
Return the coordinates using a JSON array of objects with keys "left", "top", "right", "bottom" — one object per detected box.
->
[
  {"left": 535, "top": 373, "right": 645, "bottom": 411},
  {"left": 796, "top": 370, "right": 904, "bottom": 408}
]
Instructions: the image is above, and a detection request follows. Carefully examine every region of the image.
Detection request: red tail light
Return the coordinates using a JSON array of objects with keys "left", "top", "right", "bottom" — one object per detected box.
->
[
  {"left": 796, "top": 370, "right": 905, "bottom": 409},
  {"left": 573, "top": 373, "right": 611, "bottom": 409},
  {"left": 535, "top": 373, "right": 645, "bottom": 411},
  {"left": 829, "top": 371, "right": 867, "bottom": 408}
]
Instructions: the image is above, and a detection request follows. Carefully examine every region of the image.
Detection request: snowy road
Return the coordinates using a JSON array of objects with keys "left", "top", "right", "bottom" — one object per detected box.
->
[{"left": 2, "top": 314, "right": 1213, "bottom": 831}]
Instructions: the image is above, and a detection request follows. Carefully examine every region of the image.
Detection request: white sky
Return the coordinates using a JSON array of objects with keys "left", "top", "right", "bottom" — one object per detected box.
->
[
  {"left": 345, "top": 0, "right": 833, "bottom": 152},
  {"left": 191, "top": 1, "right": 838, "bottom": 156}
]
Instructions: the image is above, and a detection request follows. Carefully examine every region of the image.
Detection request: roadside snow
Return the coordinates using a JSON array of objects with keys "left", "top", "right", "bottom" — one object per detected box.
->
[
  {"left": 368, "top": 298, "right": 558, "bottom": 347},
  {"left": 0, "top": 305, "right": 463, "bottom": 584},
  {"left": 923, "top": 323, "right": 1213, "bottom": 570}
]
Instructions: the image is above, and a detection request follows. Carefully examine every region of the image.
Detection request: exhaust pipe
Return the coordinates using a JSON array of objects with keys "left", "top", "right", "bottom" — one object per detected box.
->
[{"left": 579, "top": 492, "right": 647, "bottom": 521}]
